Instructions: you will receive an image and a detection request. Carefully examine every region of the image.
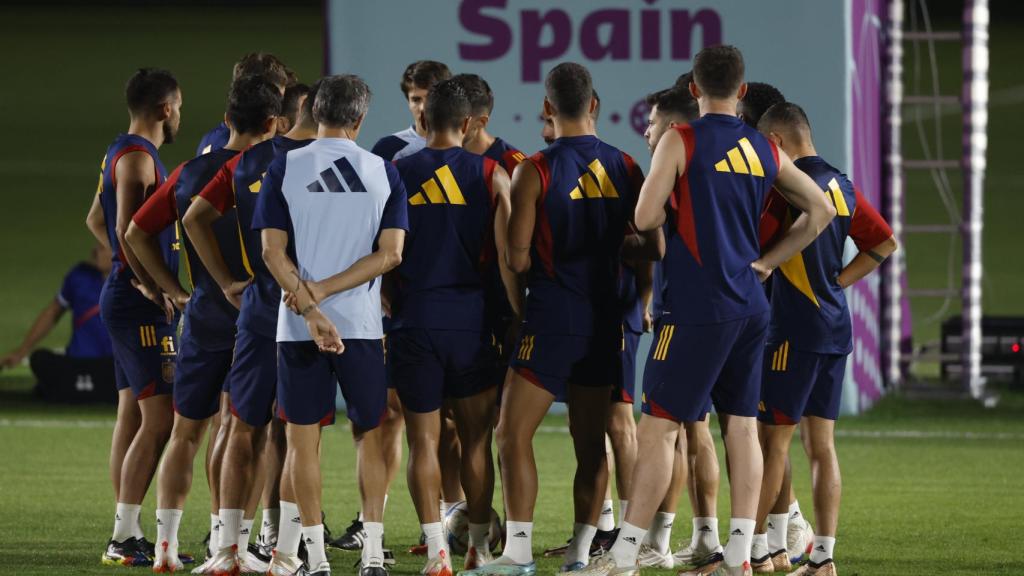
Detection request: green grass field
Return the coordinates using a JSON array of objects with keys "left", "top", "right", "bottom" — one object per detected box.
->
[{"left": 1, "top": 3, "right": 1023, "bottom": 576}]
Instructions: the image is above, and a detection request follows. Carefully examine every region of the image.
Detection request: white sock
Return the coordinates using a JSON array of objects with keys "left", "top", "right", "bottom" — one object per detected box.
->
[
  {"left": 645, "top": 512, "right": 675, "bottom": 555},
  {"left": 277, "top": 501, "right": 302, "bottom": 556},
  {"left": 113, "top": 503, "right": 141, "bottom": 542},
  {"left": 261, "top": 508, "right": 280, "bottom": 545},
  {"left": 809, "top": 535, "right": 835, "bottom": 565},
  {"left": 209, "top": 513, "right": 221, "bottom": 551},
  {"left": 752, "top": 533, "right": 769, "bottom": 559},
  {"left": 723, "top": 518, "right": 755, "bottom": 568},
  {"left": 766, "top": 513, "right": 789, "bottom": 552},
  {"left": 362, "top": 522, "right": 385, "bottom": 567},
  {"left": 565, "top": 523, "right": 597, "bottom": 567},
  {"left": 617, "top": 500, "right": 629, "bottom": 528},
  {"left": 218, "top": 509, "right": 243, "bottom": 550},
  {"left": 608, "top": 521, "right": 645, "bottom": 568},
  {"left": 302, "top": 524, "right": 328, "bottom": 570},
  {"left": 240, "top": 517, "right": 255, "bottom": 548},
  {"left": 788, "top": 500, "right": 803, "bottom": 523},
  {"left": 597, "top": 499, "right": 615, "bottom": 531},
  {"left": 692, "top": 516, "right": 720, "bottom": 551},
  {"left": 423, "top": 522, "right": 447, "bottom": 559},
  {"left": 155, "top": 509, "right": 182, "bottom": 557},
  {"left": 502, "top": 521, "right": 533, "bottom": 564},
  {"left": 134, "top": 508, "right": 145, "bottom": 539},
  {"left": 469, "top": 522, "right": 490, "bottom": 551}
]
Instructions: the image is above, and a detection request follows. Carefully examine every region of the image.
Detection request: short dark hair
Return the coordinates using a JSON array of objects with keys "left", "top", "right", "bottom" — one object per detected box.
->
[
  {"left": 673, "top": 71, "right": 693, "bottom": 90},
  {"left": 545, "top": 62, "right": 593, "bottom": 119},
  {"left": 592, "top": 88, "right": 601, "bottom": 121},
  {"left": 692, "top": 45, "right": 745, "bottom": 99},
  {"left": 313, "top": 74, "right": 371, "bottom": 129},
  {"left": 646, "top": 87, "right": 699, "bottom": 123},
  {"left": 227, "top": 75, "right": 282, "bottom": 135},
  {"left": 302, "top": 78, "right": 322, "bottom": 121},
  {"left": 740, "top": 82, "right": 786, "bottom": 128},
  {"left": 125, "top": 68, "right": 179, "bottom": 116},
  {"left": 232, "top": 52, "right": 296, "bottom": 89},
  {"left": 281, "top": 83, "right": 310, "bottom": 125},
  {"left": 757, "top": 102, "right": 812, "bottom": 137},
  {"left": 425, "top": 78, "right": 472, "bottom": 133},
  {"left": 452, "top": 73, "right": 494, "bottom": 116},
  {"left": 401, "top": 60, "right": 452, "bottom": 96}
]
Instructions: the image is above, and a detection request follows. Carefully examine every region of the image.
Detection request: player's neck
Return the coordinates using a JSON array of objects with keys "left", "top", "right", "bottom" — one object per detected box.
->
[
  {"left": 554, "top": 117, "right": 594, "bottom": 139},
  {"left": 700, "top": 98, "right": 739, "bottom": 118},
  {"left": 224, "top": 131, "right": 270, "bottom": 152},
  {"left": 285, "top": 123, "right": 317, "bottom": 141},
  {"left": 788, "top": 144, "right": 818, "bottom": 162},
  {"left": 427, "top": 131, "right": 463, "bottom": 150},
  {"left": 319, "top": 126, "right": 358, "bottom": 140},
  {"left": 463, "top": 130, "right": 495, "bottom": 155},
  {"left": 127, "top": 119, "right": 164, "bottom": 149},
  {"left": 413, "top": 122, "right": 428, "bottom": 139}
]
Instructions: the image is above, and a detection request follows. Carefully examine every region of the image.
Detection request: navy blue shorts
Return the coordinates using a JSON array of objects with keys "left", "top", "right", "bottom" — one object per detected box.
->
[
  {"left": 618, "top": 329, "right": 642, "bottom": 404},
  {"left": 641, "top": 312, "right": 769, "bottom": 422},
  {"left": 227, "top": 329, "right": 277, "bottom": 427},
  {"left": 389, "top": 328, "right": 498, "bottom": 413},
  {"left": 758, "top": 343, "right": 847, "bottom": 424},
  {"left": 277, "top": 339, "right": 386, "bottom": 429},
  {"left": 173, "top": 335, "right": 233, "bottom": 421},
  {"left": 108, "top": 321, "right": 178, "bottom": 399},
  {"left": 509, "top": 321, "right": 621, "bottom": 400}
]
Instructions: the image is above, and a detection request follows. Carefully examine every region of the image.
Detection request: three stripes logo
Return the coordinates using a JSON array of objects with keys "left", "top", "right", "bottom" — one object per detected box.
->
[
  {"left": 825, "top": 178, "right": 851, "bottom": 216},
  {"left": 139, "top": 325, "right": 158, "bottom": 347},
  {"left": 651, "top": 324, "right": 675, "bottom": 361},
  {"left": 511, "top": 151, "right": 527, "bottom": 164},
  {"left": 307, "top": 156, "right": 367, "bottom": 193},
  {"left": 569, "top": 159, "right": 619, "bottom": 200},
  {"left": 249, "top": 171, "right": 267, "bottom": 193},
  {"left": 714, "top": 138, "right": 765, "bottom": 177},
  {"left": 517, "top": 335, "right": 536, "bottom": 361},
  {"left": 770, "top": 341, "right": 790, "bottom": 372},
  {"left": 408, "top": 165, "right": 466, "bottom": 205}
]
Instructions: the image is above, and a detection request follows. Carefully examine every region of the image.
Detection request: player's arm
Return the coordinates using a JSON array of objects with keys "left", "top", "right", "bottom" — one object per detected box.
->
[
  {"left": 114, "top": 151, "right": 163, "bottom": 296},
  {"left": 125, "top": 173, "right": 189, "bottom": 313},
  {"left": 634, "top": 260, "right": 655, "bottom": 332},
  {"left": 507, "top": 159, "right": 540, "bottom": 276},
  {"left": 1, "top": 298, "right": 65, "bottom": 369},
  {"left": 304, "top": 229, "right": 406, "bottom": 305},
  {"left": 635, "top": 129, "right": 686, "bottom": 232},
  {"left": 85, "top": 193, "right": 110, "bottom": 251},
  {"left": 836, "top": 187, "right": 897, "bottom": 288},
  {"left": 753, "top": 148, "right": 837, "bottom": 281},
  {"left": 491, "top": 165, "right": 523, "bottom": 317},
  {"left": 621, "top": 156, "right": 665, "bottom": 261},
  {"left": 182, "top": 165, "right": 250, "bottom": 309}
]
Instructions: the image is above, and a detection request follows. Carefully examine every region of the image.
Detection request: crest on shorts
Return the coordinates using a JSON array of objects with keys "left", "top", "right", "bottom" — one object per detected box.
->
[{"left": 161, "top": 360, "right": 175, "bottom": 384}]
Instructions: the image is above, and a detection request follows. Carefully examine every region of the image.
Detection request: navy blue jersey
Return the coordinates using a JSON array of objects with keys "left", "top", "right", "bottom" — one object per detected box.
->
[
  {"left": 763, "top": 156, "right": 892, "bottom": 354},
  {"left": 618, "top": 264, "right": 643, "bottom": 333},
  {"left": 372, "top": 126, "right": 425, "bottom": 162},
  {"left": 58, "top": 262, "right": 112, "bottom": 358},
  {"left": 96, "top": 134, "right": 179, "bottom": 326},
  {"left": 392, "top": 147, "right": 499, "bottom": 331},
  {"left": 525, "top": 135, "right": 644, "bottom": 336},
  {"left": 200, "top": 135, "right": 314, "bottom": 338},
  {"left": 133, "top": 148, "right": 244, "bottom": 350},
  {"left": 196, "top": 122, "right": 230, "bottom": 156},
  {"left": 662, "top": 116, "right": 779, "bottom": 325},
  {"left": 483, "top": 136, "right": 526, "bottom": 176}
]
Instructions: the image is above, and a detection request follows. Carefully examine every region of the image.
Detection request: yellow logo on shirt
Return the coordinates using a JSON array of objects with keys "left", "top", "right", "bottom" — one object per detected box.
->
[
  {"left": 569, "top": 159, "right": 619, "bottom": 200},
  {"left": 408, "top": 165, "right": 466, "bottom": 206},
  {"left": 714, "top": 138, "right": 765, "bottom": 177}
]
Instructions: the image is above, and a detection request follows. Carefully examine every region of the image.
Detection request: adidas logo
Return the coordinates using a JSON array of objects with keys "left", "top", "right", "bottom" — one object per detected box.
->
[
  {"left": 699, "top": 525, "right": 713, "bottom": 533},
  {"left": 767, "top": 522, "right": 774, "bottom": 529},
  {"left": 731, "top": 529, "right": 744, "bottom": 536},
  {"left": 306, "top": 156, "right": 367, "bottom": 193},
  {"left": 623, "top": 536, "right": 637, "bottom": 545},
  {"left": 663, "top": 522, "right": 673, "bottom": 529},
  {"left": 292, "top": 516, "right": 301, "bottom": 523},
  {"left": 157, "top": 518, "right": 163, "bottom": 525},
  {"left": 512, "top": 531, "right": 528, "bottom": 538},
  {"left": 816, "top": 545, "right": 826, "bottom": 552},
  {"left": 241, "top": 528, "right": 249, "bottom": 535},
  {"left": 568, "top": 159, "right": 619, "bottom": 200},
  {"left": 602, "top": 507, "right": 613, "bottom": 514},
  {"left": 305, "top": 537, "right": 315, "bottom": 544},
  {"left": 713, "top": 137, "right": 765, "bottom": 177},
  {"left": 408, "top": 164, "right": 467, "bottom": 206},
  {"left": 115, "top": 514, "right": 121, "bottom": 521}
]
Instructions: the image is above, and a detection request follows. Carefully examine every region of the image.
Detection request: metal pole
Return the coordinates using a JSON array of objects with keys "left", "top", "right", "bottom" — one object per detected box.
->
[
  {"left": 883, "top": 0, "right": 905, "bottom": 388},
  {"left": 962, "top": 0, "right": 988, "bottom": 398}
]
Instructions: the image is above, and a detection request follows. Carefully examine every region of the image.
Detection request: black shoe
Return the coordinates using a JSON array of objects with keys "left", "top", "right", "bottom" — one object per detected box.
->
[
  {"left": 248, "top": 541, "right": 273, "bottom": 564},
  {"left": 327, "top": 512, "right": 366, "bottom": 551},
  {"left": 101, "top": 537, "right": 152, "bottom": 567},
  {"left": 201, "top": 531, "right": 212, "bottom": 561},
  {"left": 358, "top": 565, "right": 389, "bottom": 576},
  {"left": 590, "top": 528, "right": 618, "bottom": 556}
]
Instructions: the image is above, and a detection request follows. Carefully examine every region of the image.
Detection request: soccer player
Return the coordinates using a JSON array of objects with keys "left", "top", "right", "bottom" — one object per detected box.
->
[
  {"left": 749, "top": 103, "right": 896, "bottom": 576},
  {"left": 738, "top": 83, "right": 786, "bottom": 130},
  {"left": 370, "top": 60, "right": 452, "bottom": 162},
  {"left": 125, "top": 75, "right": 281, "bottom": 572},
  {"left": 277, "top": 82, "right": 310, "bottom": 134},
  {"left": 90, "top": 67, "right": 182, "bottom": 568},
  {"left": 196, "top": 52, "right": 295, "bottom": 156},
  {"left": 182, "top": 79, "right": 320, "bottom": 575},
  {"left": 581, "top": 45, "right": 835, "bottom": 576},
  {"left": 464, "top": 62, "right": 661, "bottom": 576},
  {"left": 390, "top": 77, "right": 513, "bottom": 576},
  {"left": 254, "top": 74, "right": 408, "bottom": 576},
  {"left": 458, "top": 73, "right": 526, "bottom": 174}
]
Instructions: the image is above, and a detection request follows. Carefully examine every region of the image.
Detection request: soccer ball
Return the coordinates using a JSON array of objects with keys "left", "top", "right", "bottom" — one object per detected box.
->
[{"left": 444, "top": 501, "right": 503, "bottom": 555}]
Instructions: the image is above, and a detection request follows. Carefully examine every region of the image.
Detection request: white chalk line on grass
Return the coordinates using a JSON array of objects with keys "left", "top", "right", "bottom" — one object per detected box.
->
[{"left": 1, "top": 418, "right": 1021, "bottom": 441}]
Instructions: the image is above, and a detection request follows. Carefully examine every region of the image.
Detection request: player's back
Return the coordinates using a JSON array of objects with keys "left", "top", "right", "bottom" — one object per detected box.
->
[
  {"left": 526, "top": 135, "right": 640, "bottom": 335},
  {"left": 393, "top": 147, "right": 498, "bottom": 331},
  {"left": 196, "top": 122, "right": 229, "bottom": 156},
  {"left": 97, "top": 133, "right": 178, "bottom": 325},
  {"left": 371, "top": 126, "right": 425, "bottom": 162},
  {"left": 483, "top": 136, "right": 526, "bottom": 175},
  {"left": 174, "top": 148, "right": 247, "bottom": 349},
  {"left": 663, "top": 114, "right": 779, "bottom": 324},
  {"left": 264, "top": 137, "right": 406, "bottom": 340},
  {"left": 232, "top": 135, "right": 313, "bottom": 338}
]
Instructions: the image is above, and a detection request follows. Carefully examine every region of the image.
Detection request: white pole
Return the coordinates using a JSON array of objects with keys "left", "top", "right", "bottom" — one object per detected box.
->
[{"left": 883, "top": 0, "right": 905, "bottom": 388}]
